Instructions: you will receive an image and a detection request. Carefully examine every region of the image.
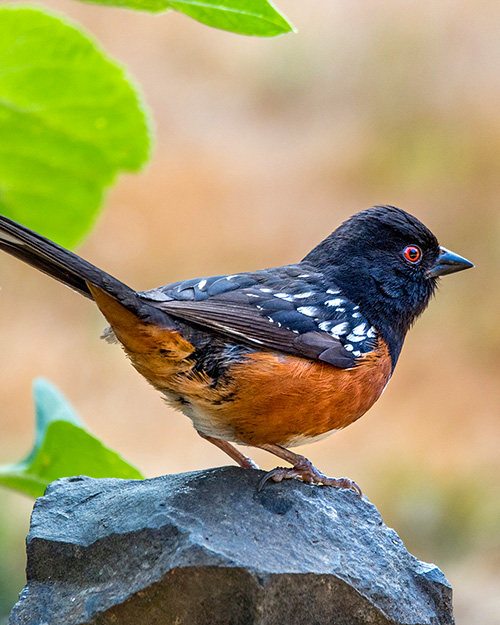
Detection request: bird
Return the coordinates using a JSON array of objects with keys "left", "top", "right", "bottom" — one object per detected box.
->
[{"left": 0, "top": 205, "right": 473, "bottom": 493}]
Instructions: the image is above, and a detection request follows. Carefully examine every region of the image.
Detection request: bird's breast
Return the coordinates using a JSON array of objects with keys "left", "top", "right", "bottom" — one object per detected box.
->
[
  {"left": 200, "top": 340, "right": 392, "bottom": 447},
  {"left": 154, "top": 338, "right": 393, "bottom": 448}
]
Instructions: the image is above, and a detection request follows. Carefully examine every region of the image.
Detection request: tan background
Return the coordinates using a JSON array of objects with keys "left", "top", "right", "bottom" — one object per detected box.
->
[{"left": 1, "top": 0, "right": 499, "bottom": 621}]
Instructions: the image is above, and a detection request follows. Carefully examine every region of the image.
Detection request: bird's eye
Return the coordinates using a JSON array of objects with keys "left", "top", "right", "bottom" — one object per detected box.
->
[{"left": 403, "top": 245, "right": 422, "bottom": 263}]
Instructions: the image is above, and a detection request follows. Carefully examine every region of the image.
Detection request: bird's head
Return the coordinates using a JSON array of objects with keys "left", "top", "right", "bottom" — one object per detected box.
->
[{"left": 303, "top": 205, "right": 473, "bottom": 363}]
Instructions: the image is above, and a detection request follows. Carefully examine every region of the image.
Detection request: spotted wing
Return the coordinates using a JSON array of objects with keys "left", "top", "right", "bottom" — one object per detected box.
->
[{"left": 138, "top": 265, "right": 377, "bottom": 368}]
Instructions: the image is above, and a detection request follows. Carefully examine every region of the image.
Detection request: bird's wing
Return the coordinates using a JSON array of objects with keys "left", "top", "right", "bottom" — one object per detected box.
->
[{"left": 139, "top": 266, "right": 377, "bottom": 368}]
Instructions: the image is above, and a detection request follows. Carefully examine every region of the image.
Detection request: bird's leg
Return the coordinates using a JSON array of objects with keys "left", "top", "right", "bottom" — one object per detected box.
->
[
  {"left": 257, "top": 443, "right": 362, "bottom": 495},
  {"left": 197, "top": 431, "right": 260, "bottom": 470}
]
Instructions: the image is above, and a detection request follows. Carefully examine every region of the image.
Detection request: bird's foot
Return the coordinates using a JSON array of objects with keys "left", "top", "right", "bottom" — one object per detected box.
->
[{"left": 258, "top": 456, "right": 362, "bottom": 495}]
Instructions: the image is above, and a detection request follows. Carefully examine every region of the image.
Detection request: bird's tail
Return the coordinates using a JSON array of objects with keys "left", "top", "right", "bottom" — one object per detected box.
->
[{"left": 0, "top": 215, "right": 164, "bottom": 332}]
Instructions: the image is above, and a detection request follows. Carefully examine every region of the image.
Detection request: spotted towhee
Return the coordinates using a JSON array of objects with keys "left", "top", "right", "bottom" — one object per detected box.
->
[{"left": 0, "top": 206, "right": 473, "bottom": 493}]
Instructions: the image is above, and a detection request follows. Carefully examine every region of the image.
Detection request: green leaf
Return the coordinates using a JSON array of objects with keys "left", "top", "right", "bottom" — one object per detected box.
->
[
  {"left": 167, "top": 0, "right": 294, "bottom": 36},
  {"left": 0, "top": 379, "right": 144, "bottom": 498},
  {"left": 0, "top": 6, "right": 151, "bottom": 248},
  {"left": 79, "top": 0, "right": 294, "bottom": 37}
]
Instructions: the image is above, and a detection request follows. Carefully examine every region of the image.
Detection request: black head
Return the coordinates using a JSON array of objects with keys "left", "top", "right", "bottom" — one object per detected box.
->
[{"left": 303, "top": 205, "right": 473, "bottom": 365}]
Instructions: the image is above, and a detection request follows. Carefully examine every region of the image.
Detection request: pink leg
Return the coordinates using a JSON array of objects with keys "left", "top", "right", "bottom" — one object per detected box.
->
[{"left": 197, "top": 431, "right": 259, "bottom": 470}]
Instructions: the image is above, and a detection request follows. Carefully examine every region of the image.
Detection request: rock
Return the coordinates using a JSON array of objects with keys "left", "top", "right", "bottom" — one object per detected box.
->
[{"left": 9, "top": 467, "right": 454, "bottom": 625}]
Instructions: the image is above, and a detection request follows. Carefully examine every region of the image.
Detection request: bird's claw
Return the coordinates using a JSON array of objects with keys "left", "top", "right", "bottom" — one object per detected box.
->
[{"left": 258, "top": 461, "right": 362, "bottom": 495}]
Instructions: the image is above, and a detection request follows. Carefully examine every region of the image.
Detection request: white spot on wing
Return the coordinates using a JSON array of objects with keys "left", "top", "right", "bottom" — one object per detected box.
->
[
  {"left": 330, "top": 322, "right": 349, "bottom": 336},
  {"left": 198, "top": 279, "right": 207, "bottom": 290},
  {"left": 297, "top": 306, "right": 317, "bottom": 317},
  {"left": 274, "top": 292, "right": 295, "bottom": 302},
  {"left": 344, "top": 344, "right": 354, "bottom": 351},
  {"left": 367, "top": 326, "right": 377, "bottom": 338},
  {"left": 293, "top": 291, "right": 314, "bottom": 299},
  {"left": 260, "top": 288, "right": 272, "bottom": 293},
  {"left": 352, "top": 323, "right": 367, "bottom": 336},
  {"left": 325, "top": 298, "right": 344, "bottom": 307},
  {"left": 327, "top": 288, "right": 340, "bottom": 295},
  {"left": 346, "top": 333, "right": 365, "bottom": 342}
]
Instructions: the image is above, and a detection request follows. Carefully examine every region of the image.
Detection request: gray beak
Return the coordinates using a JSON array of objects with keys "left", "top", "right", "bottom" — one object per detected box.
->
[{"left": 428, "top": 246, "right": 474, "bottom": 278}]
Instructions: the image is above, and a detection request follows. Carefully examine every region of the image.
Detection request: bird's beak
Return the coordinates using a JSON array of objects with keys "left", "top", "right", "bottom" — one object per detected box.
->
[{"left": 428, "top": 246, "right": 474, "bottom": 278}]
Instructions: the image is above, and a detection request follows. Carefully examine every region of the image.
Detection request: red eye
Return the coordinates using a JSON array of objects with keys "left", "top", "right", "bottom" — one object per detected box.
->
[{"left": 403, "top": 245, "right": 422, "bottom": 263}]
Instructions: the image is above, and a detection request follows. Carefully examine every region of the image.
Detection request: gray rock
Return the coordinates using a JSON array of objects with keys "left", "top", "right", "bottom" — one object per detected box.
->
[{"left": 9, "top": 467, "right": 454, "bottom": 625}]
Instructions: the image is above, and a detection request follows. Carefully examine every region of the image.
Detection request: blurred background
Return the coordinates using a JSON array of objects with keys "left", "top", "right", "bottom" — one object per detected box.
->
[{"left": 1, "top": 0, "right": 499, "bottom": 621}]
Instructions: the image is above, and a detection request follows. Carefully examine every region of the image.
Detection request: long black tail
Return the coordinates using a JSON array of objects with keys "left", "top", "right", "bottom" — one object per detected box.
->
[{"left": 0, "top": 215, "right": 148, "bottom": 319}]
